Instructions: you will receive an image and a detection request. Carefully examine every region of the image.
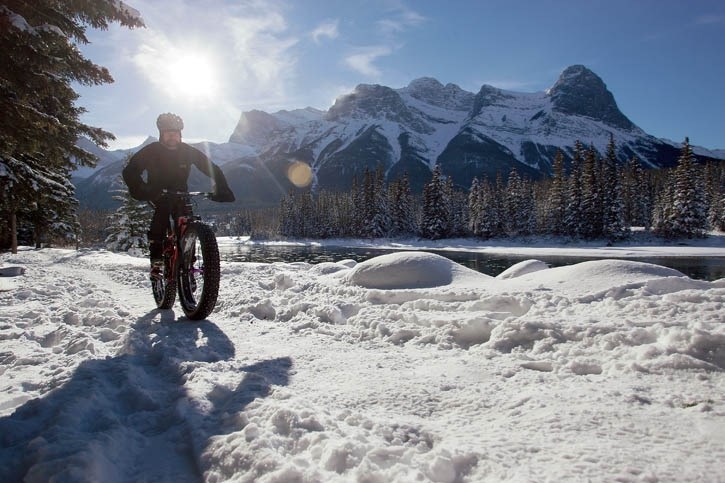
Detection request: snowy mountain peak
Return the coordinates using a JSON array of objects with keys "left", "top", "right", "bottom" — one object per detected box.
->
[
  {"left": 399, "top": 77, "right": 475, "bottom": 111},
  {"left": 326, "top": 83, "right": 410, "bottom": 122},
  {"left": 228, "top": 109, "right": 283, "bottom": 146},
  {"left": 406, "top": 76, "right": 444, "bottom": 90},
  {"left": 548, "top": 64, "right": 635, "bottom": 131},
  {"left": 470, "top": 84, "right": 519, "bottom": 117},
  {"left": 273, "top": 107, "right": 326, "bottom": 125}
]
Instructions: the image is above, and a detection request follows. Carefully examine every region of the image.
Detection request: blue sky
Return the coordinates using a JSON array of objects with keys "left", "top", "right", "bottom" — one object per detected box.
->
[{"left": 77, "top": 0, "right": 725, "bottom": 150}]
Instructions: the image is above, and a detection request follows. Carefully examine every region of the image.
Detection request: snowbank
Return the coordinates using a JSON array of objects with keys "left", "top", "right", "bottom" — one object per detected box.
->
[{"left": 344, "top": 251, "right": 491, "bottom": 289}]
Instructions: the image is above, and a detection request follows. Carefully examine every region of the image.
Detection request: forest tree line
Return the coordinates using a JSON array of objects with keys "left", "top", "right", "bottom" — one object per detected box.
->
[
  {"left": 7, "top": 135, "right": 725, "bottom": 253},
  {"left": 277, "top": 137, "right": 724, "bottom": 242}
]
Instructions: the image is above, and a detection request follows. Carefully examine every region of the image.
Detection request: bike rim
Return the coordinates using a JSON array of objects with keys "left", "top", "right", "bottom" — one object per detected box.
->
[{"left": 180, "top": 231, "right": 205, "bottom": 309}]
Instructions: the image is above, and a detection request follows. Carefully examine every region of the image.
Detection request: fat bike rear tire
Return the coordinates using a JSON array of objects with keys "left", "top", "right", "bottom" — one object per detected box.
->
[
  {"left": 152, "top": 256, "right": 177, "bottom": 309},
  {"left": 178, "top": 222, "right": 220, "bottom": 320}
]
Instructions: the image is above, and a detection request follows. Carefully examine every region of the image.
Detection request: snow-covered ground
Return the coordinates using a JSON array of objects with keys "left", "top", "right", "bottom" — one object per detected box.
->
[{"left": 1, "top": 245, "right": 724, "bottom": 482}]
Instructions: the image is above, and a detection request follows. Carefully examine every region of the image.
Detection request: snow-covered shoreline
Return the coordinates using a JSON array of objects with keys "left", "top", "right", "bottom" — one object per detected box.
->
[
  {"left": 219, "top": 230, "right": 725, "bottom": 258},
  {"left": 1, "top": 248, "right": 724, "bottom": 481}
]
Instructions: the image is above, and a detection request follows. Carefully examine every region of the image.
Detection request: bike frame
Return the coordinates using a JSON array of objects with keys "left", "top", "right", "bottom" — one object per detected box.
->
[{"left": 160, "top": 191, "right": 209, "bottom": 284}]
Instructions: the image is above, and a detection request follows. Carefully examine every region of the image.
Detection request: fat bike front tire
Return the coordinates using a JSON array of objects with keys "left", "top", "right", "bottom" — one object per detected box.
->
[
  {"left": 178, "top": 222, "right": 220, "bottom": 320},
  {"left": 152, "top": 257, "right": 177, "bottom": 309}
]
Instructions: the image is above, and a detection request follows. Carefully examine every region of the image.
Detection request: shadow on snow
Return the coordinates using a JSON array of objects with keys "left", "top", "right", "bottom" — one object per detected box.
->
[{"left": 0, "top": 309, "right": 292, "bottom": 482}]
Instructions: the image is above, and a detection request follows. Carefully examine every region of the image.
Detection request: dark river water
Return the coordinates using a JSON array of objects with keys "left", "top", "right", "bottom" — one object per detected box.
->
[{"left": 219, "top": 244, "right": 725, "bottom": 281}]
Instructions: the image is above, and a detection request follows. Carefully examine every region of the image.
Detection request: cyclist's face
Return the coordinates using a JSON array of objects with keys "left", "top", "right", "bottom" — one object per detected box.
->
[{"left": 160, "top": 130, "right": 181, "bottom": 149}]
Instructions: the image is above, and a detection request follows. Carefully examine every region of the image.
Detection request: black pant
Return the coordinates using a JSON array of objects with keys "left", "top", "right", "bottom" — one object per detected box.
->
[{"left": 148, "top": 198, "right": 186, "bottom": 259}]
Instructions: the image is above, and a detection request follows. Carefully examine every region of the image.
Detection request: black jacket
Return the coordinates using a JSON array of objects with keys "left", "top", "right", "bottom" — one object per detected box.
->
[{"left": 122, "top": 142, "right": 234, "bottom": 202}]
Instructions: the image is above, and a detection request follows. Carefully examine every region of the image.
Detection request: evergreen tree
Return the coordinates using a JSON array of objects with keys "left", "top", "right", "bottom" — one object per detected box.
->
[
  {"left": 366, "top": 166, "right": 390, "bottom": 238},
  {"left": 579, "top": 145, "right": 603, "bottom": 238},
  {"left": 651, "top": 139, "right": 708, "bottom": 238},
  {"left": 601, "top": 135, "right": 628, "bottom": 240},
  {"left": 670, "top": 138, "right": 708, "bottom": 237},
  {"left": 0, "top": 1, "right": 144, "bottom": 252},
  {"left": 504, "top": 169, "right": 535, "bottom": 236},
  {"left": 705, "top": 162, "right": 725, "bottom": 231},
  {"left": 335, "top": 191, "right": 356, "bottom": 238},
  {"left": 477, "top": 178, "right": 504, "bottom": 239},
  {"left": 389, "top": 174, "right": 416, "bottom": 236},
  {"left": 1, "top": 153, "right": 80, "bottom": 249},
  {"left": 350, "top": 176, "right": 365, "bottom": 236},
  {"left": 651, "top": 171, "right": 676, "bottom": 237},
  {"left": 546, "top": 150, "right": 567, "bottom": 235},
  {"left": 278, "top": 191, "right": 295, "bottom": 237},
  {"left": 279, "top": 189, "right": 315, "bottom": 238},
  {"left": 564, "top": 141, "right": 585, "bottom": 236},
  {"left": 29, "top": 163, "right": 80, "bottom": 248},
  {"left": 420, "top": 165, "right": 448, "bottom": 239},
  {"left": 105, "top": 183, "right": 152, "bottom": 252},
  {"left": 710, "top": 191, "right": 725, "bottom": 231},
  {"left": 468, "top": 177, "right": 483, "bottom": 237},
  {"left": 312, "top": 192, "right": 333, "bottom": 238},
  {"left": 445, "top": 177, "right": 468, "bottom": 237},
  {"left": 298, "top": 192, "right": 315, "bottom": 238},
  {"left": 621, "top": 157, "right": 651, "bottom": 228}
]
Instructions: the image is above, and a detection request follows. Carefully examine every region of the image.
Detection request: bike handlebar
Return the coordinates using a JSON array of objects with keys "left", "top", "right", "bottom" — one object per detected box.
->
[{"left": 160, "top": 189, "right": 213, "bottom": 198}]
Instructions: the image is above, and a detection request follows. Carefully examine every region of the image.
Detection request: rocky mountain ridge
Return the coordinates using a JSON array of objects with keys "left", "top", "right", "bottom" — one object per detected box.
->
[{"left": 74, "top": 65, "right": 723, "bottom": 208}]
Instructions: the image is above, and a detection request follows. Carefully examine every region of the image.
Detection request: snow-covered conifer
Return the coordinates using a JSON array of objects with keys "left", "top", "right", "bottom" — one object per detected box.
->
[
  {"left": 0, "top": 1, "right": 144, "bottom": 252},
  {"left": 504, "top": 169, "right": 535, "bottom": 237},
  {"left": 420, "top": 166, "right": 448, "bottom": 239},
  {"left": 601, "top": 135, "right": 628, "bottom": 240},
  {"left": 546, "top": 150, "right": 567, "bottom": 235},
  {"left": 579, "top": 145, "right": 603, "bottom": 238},
  {"left": 564, "top": 141, "right": 585, "bottom": 237},
  {"left": 669, "top": 138, "right": 708, "bottom": 238},
  {"left": 389, "top": 174, "right": 416, "bottom": 237},
  {"left": 105, "top": 181, "right": 152, "bottom": 253}
]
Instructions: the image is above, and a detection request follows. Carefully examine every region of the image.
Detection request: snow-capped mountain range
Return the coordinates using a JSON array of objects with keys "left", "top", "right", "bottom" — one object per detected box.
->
[{"left": 74, "top": 65, "right": 723, "bottom": 208}]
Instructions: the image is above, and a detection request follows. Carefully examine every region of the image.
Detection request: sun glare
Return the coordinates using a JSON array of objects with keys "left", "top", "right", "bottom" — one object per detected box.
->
[{"left": 166, "top": 52, "right": 218, "bottom": 100}]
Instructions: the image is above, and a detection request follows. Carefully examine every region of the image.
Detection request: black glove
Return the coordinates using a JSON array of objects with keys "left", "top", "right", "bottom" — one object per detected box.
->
[{"left": 210, "top": 186, "right": 235, "bottom": 202}]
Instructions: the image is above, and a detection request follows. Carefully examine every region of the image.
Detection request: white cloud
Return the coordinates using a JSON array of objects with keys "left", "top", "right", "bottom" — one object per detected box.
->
[
  {"left": 131, "top": 30, "right": 176, "bottom": 92},
  {"left": 311, "top": 19, "right": 339, "bottom": 43},
  {"left": 376, "top": 2, "right": 425, "bottom": 34},
  {"left": 224, "top": 11, "right": 299, "bottom": 99},
  {"left": 344, "top": 46, "right": 392, "bottom": 78},
  {"left": 340, "top": 1, "right": 424, "bottom": 79}
]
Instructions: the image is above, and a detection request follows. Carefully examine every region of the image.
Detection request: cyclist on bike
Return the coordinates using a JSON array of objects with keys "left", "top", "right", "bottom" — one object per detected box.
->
[{"left": 122, "top": 112, "right": 235, "bottom": 278}]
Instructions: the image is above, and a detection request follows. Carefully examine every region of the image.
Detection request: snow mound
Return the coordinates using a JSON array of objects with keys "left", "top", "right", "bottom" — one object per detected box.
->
[
  {"left": 496, "top": 259, "right": 549, "bottom": 279},
  {"left": 344, "top": 251, "right": 491, "bottom": 289},
  {"left": 502, "top": 259, "right": 689, "bottom": 298}
]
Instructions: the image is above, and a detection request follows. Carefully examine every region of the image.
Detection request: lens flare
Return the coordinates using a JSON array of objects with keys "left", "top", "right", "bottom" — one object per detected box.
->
[{"left": 287, "top": 161, "right": 313, "bottom": 188}]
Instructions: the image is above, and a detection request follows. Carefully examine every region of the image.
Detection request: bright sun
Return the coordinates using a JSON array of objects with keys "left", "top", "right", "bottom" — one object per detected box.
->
[{"left": 166, "top": 53, "right": 218, "bottom": 99}]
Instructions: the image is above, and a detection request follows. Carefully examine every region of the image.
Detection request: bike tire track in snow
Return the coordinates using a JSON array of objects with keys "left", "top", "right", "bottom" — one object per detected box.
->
[{"left": 0, "top": 250, "right": 205, "bottom": 481}]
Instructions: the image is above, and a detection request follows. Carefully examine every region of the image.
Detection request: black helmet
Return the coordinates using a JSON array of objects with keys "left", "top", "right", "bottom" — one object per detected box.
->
[{"left": 156, "top": 112, "right": 184, "bottom": 131}]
